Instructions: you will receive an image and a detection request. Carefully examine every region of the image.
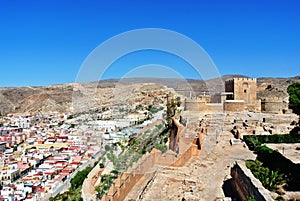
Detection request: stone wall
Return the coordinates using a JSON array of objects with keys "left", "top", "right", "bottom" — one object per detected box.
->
[
  {"left": 206, "top": 103, "right": 223, "bottom": 112},
  {"left": 101, "top": 144, "right": 201, "bottom": 201},
  {"left": 261, "top": 97, "right": 288, "bottom": 114},
  {"left": 245, "top": 100, "right": 261, "bottom": 112},
  {"left": 169, "top": 117, "right": 184, "bottom": 153},
  {"left": 101, "top": 118, "right": 202, "bottom": 201},
  {"left": 184, "top": 98, "right": 223, "bottom": 113},
  {"left": 224, "top": 100, "right": 244, "bottom": 112},
  {"left": 171, "top": 138, "right": 201, "bottom": 166},
  {"left": 184, "top": 98, "right": 209, "bottom": 112},
  {"left": 230, "top": 162, "right": 273, "bottom": 201},
  {"left": 101, "top": 149, "right": 160, "bottom": 201}
]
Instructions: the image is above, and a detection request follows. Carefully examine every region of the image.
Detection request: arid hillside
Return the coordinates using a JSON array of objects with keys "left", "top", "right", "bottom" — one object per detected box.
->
[
  {"left": 0, "top": 81, "right": 175, "bottom": 115},
  {"left": 0, "top": 75, "right": 299, "bottom": 114}
]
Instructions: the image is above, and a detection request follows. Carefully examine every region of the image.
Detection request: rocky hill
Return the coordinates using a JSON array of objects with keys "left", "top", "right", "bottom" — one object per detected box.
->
[
  {"left": 0, "top": 75, "right": 299, "bottom": 115},
  {"left": 256, "top": 76, "right": 300, "bottom": 100},
  {"left": 0, "top": 81, "right": 176, "bottom": 115}
]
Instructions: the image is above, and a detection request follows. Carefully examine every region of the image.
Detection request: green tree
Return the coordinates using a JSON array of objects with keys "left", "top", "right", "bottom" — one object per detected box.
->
[
  {"left": 110, "top": 169, "right": 119, "bottom": 179},
  {"left": 105, "top": 144, "right": 111, "bottom": 152},
  {"left": 245, "top": 195, "right": 255, "bottom": 201},
  {"left": 99, "top": 162, "right": 104, "bottom": 168},
  {"left": 246, "top": 160, "right": 286, "bottom": 191},
  {"left": 287, "top": 82, "right": 300, "bottom": 115},
  {"left": 70, "top": 166, "right": 92, "bottom": 190}
]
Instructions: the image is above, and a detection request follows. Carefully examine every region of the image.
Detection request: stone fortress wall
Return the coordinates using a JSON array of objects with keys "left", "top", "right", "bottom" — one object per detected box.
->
[
  {"left": 184, "top": 99, "right": 224, "bottom": 113},
  {"left": 261, "top": 97, "right": 290, "bottom": 114},
  {"left": 101, "top": 118, "right": 203, "bottom": 201},
  {"left": 230, "top": 162, "right": 274, "bottom": 201},
  {"left": 223, "top": 100, "right": 244, "bottom": 112},
  {"left": 185, "top": 77, "right": 288, "bottom": 114}
]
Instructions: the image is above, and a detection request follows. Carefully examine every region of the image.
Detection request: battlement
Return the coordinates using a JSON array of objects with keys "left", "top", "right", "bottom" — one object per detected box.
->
[
  {"left": 225, "top": 78, "right": 257, "bottom": 86},
  {"left": 233, "top": 77, "right": 257, "bottom": 82},
  {"left": 261, "top": 97, "right": 284, "bottom": 102},
  {"left": 185, "top": 96, "right": 210, "bottom": 103}
]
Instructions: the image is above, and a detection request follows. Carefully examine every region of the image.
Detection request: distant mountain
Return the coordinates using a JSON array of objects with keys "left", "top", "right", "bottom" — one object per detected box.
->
[
  {"left": 0, "top": 75, "right": 299, "bottom": 114},
  {"left": 256, "top": 76, "right": 300, "bottom": 99}
]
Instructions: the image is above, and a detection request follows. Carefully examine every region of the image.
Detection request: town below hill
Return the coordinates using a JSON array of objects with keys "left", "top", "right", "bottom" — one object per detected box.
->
[{"left": 0, "top": 75, "right": 299, "bottom": 201}]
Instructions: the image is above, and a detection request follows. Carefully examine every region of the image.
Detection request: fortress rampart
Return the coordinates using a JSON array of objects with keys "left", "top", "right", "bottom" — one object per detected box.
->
[
  {"left": 101, "top": 118, "right": 202, "bottom": 201},
  {"left": 184, "top": 98, "right": 223, "bottom": 113},
  {"left": 261, "top": 97, "right": 289, "bottom": 114},
  {"left": 185, "top": 77, "right": 265, "bottom": 113},
  {"left": 224, "top": 100, "right": 245, "bottom": 112}
]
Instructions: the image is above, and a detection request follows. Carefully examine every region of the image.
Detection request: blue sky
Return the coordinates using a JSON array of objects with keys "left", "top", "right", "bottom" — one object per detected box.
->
[{"left": 0, "top": 0, "right": 299, "bottom": 87}]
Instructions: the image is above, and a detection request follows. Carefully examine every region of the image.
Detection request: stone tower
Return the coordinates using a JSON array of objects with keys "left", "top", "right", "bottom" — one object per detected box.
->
[{"left": 225, "top": 78, "right": 260, "bottom": 111}]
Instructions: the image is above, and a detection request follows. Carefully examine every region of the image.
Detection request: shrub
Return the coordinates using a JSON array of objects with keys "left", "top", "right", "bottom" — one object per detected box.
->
[
  {"left": 99, "top": 163, "right": 104, "bottom": 168},
  {"left": 246, "top": 160, "right": 286, "bottom": 191},
  {"left": 245, "top": 195, "right": 255, "bottom": 201},
  {"left": 287, "top": 82, "right": 300, "bottom": 115},
  {"left": 70, "top": 166, "right": 93, "bottom": 190}
]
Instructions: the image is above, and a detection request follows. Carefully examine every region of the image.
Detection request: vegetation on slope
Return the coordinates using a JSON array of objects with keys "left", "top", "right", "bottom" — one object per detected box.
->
[
  {"left": 95, "top": 170, "right": 119, "bottom": 198},
  {"left": 70, "top": 166, "right": 93, "bottom": 190},
  {"left": 49, "top": 165, "right": 95, "bottom": 201},
  {"left": 94, "top": 123, "right": 170, "bottom": 198}
]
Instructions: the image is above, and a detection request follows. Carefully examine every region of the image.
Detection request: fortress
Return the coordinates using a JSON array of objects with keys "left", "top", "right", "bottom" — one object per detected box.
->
[
  {"left": 185, "top": 77, "right": 290, "bottom": 114},
  {"left": 98, "top": 77, "right": 298, "bottom": 201}
]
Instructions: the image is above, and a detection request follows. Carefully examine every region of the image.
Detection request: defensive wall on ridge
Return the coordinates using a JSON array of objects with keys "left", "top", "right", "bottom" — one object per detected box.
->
[{"left": 101, "top": 118, "right": 202, "bottom": 201}]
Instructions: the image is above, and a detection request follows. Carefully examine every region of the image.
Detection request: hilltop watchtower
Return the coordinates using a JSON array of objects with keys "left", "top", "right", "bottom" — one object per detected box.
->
[
  {"left": 225, "top": 78, "right": 260, "bottom": 112},
  {"left": 225, "top": 78, "right": 257, "bottom": 104}
]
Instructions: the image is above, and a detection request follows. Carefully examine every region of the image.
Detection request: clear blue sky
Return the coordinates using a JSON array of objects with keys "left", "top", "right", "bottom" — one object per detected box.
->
[{"left": 0, "top": 0, "right": 299, "bottom": 87}]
